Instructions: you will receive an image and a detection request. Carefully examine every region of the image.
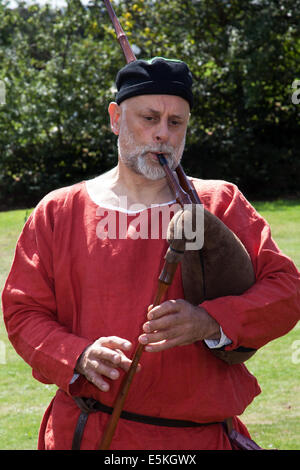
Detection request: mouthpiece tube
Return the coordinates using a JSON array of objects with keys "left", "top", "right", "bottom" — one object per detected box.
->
[{"left": 156, "top": 153, "right": 167, "bottom": 166}]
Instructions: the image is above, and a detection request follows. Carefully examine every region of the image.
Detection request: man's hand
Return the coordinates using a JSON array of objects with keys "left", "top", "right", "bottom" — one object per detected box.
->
[
  {"left": 138, "top": 299, "right": 221, "bottom": 352},
  {"left": 75, "top": 336, "right": 140, "bottom": 392}
]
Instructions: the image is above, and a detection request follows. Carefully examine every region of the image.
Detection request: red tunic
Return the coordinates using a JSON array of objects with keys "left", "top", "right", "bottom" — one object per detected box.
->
[{"left": 2, "top": 178, "right": 300, "bottom": 450}]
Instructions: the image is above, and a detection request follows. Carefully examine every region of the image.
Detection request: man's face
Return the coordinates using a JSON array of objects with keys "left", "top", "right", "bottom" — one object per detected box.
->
[{"left": 109, "top": 94, "right": 190, "bottom": 180}]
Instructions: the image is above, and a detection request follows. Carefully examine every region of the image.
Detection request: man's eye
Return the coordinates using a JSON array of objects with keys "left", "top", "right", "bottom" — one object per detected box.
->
[{"left": 143, "top": 116, "right": 154, "bottom": 121}]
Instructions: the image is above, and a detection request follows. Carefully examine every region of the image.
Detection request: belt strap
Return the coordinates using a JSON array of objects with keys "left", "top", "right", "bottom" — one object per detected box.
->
[
  {"left": 72, "top": 396, "right": 221, "bottom": 450},
  {"left": 71, "top": 397, "right": 264, "bottom": 450}
]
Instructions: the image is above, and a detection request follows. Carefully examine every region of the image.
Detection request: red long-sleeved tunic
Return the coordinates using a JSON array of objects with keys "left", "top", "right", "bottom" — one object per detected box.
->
[{"left": 2, "top": 178, "right": 300, "bottom": 450}]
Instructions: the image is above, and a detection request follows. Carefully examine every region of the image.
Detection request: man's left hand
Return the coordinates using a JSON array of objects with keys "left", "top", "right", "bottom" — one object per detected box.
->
[{"left": 138, "top": 299, "right": 221, "bottom": 352}]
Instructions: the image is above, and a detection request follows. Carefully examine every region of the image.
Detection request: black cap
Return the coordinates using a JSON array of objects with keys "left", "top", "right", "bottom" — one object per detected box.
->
[{"left": 115, "top": 57, "right": 193, "bottom": 109}]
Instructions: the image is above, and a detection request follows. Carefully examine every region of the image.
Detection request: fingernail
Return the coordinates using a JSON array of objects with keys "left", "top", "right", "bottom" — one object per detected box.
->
[
  {"left": 101, "top": 383, "right": 109, "bottom": 391},
  {"left": 139, "top": 335, "right": 148, "bottom": 344},
  {"left": 123, "top": 341, "right": 131, "bottom": 349},
  {"left": 110, "top": 370, "right": 119, "bottom": 379},
  {"left": 113, "top": 354, "right": 120, "bottom": 363}
]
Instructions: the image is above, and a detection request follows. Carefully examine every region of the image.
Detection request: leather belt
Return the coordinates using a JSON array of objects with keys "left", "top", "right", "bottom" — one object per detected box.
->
[{"left": 72, "top": 396, "right": 222, "bottom": 450}]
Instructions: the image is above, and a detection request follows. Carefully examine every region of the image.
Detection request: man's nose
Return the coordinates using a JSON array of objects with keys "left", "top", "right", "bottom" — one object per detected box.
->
[{"left": 153, "top": 120, "right": 170, "bottom": 144}]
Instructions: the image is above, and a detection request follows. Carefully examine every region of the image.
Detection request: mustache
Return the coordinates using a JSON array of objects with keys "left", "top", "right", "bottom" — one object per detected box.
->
[{"left": 140, "top": 144, "right": 175, "bottom": 156}]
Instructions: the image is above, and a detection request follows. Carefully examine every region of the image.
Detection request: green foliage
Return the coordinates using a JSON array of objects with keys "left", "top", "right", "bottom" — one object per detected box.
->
[
  {"left": 0, "top": 0, "right": 299, "bottom": 208},
  {"left": 0, "top": 0, "right": 120, "bottom": 207}
]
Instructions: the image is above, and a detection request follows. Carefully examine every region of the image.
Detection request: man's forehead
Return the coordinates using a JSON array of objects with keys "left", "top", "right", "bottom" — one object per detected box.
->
[{"left": 123, "top": 94, "right": 190, "bottom": 116}]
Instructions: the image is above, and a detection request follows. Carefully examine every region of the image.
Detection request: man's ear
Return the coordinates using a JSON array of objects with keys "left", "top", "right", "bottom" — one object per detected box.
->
[{"left": 108, "top": 102, "right": 121, "bottom": 135}]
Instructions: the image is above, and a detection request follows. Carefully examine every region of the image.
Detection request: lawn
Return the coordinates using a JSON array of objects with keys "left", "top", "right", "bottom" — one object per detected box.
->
[
  {"left": 0, "top": 201, "right": 299, "bottom": 450},
  {"left": 241, "top": 200, "right": 300, "bottom": 450},
  {"left": 0, "top": 209, "right": 57, "bottom": 450}
]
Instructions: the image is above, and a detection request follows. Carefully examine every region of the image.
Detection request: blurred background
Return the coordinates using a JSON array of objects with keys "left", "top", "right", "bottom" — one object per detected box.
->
[{"left": 0, "top": 0, "right": 299, "bottom": 210}]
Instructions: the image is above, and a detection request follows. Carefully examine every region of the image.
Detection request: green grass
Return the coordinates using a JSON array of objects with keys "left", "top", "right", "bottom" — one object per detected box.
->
[
  {"left": 0, "top": 201, "right": 299, "bottom": 450},
  {"left": 0, "top": 209, "right": 57, "bottom": 450},
  {"left": 253, "top": 200, "right": 300, "bottom": 268},
  {"left": 240, "top": 200, "right": 300, "bottom": 450}
]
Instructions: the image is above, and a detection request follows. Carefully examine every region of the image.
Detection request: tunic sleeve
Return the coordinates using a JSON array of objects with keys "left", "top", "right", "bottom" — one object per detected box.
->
[
  {"left": 1, "top": 197, "right": 91, "bottom": 393},
  {"left": 199, "top": 183, "right": 300, "bottom": 351}
]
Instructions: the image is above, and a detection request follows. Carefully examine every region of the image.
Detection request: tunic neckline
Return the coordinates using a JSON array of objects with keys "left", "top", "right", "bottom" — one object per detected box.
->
[{"left": 84, "top": 178, "right": 177, "bottom": 214}]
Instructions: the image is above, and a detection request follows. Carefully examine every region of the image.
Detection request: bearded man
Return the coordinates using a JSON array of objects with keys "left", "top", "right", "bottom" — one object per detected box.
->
[{"left": 2, "top": 58, "right": 300, "bottom": 450}]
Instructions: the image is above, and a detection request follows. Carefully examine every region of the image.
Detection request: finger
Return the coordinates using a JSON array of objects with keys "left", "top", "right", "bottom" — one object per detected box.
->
[
  {"left": 82, "top": 364, "right": 112, "bottom": 392},
  {"left": 143, "top": 312, "right": 183, "bottom": 335},
  {"left": 114, "top": 349, "right": 142, "bottom": 373},
  {"left": 147, "top": 300, "right": 181, "bottom": 320},
  {"left": 144, "top": 336, "right": 184, "bottom": 352},
  {"left": 139, "top": 325, "right": 179, "bottom": 346},
  {"left": 97, "top": 336, "right": 132, "bottom": 352},
  {"left": 100, "top": 347, "right": 142, "bottom": 374},
  {"left": 94, "top": 347, "right": 135, "bottom": 375},
  {"left": 112, "top": 349, "right": 134, "bottom": 372},
  {"left": 93, "top": 345, "right": 124, "bottom": 366},
  {"left": 96, "top": 359, "right": 121, "bottom": 380}
]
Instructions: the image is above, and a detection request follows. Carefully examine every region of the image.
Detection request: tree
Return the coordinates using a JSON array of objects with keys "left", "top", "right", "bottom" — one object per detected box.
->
[
  {"left": 0, "top": 1, "right": 120, "bottom": 207},
  {"left": 0, "top": 0, "right": 299, "bottom": 208}
]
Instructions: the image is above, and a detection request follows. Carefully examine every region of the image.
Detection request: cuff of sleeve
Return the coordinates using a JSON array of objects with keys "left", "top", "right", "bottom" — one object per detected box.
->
[
  {"left": 32, "top": 336, "right": 91, "bottom": 393},
  {"left": 201, "top": 297, "right": 240, "bottom": 349},
  {"left": 204, "top": 326, "right": 232, "bottom": 349},
  {"left": 70, "top": 373, "right": 80, "bottom": 384}
]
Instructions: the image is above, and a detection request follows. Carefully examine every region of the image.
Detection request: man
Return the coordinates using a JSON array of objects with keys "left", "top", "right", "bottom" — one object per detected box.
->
[{"left": 2, "top": 58, "right": 300, "bottom": 450}]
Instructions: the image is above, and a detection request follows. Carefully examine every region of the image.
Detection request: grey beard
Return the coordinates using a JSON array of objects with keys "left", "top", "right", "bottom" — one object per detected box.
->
[{"left": 117, "top": 137, "right": 184, "bottom": 181}]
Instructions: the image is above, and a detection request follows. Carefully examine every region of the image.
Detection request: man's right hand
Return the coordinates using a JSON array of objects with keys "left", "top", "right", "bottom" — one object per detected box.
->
[{"left": 75, "top": 336, "right": 140, "bottom": 392}]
